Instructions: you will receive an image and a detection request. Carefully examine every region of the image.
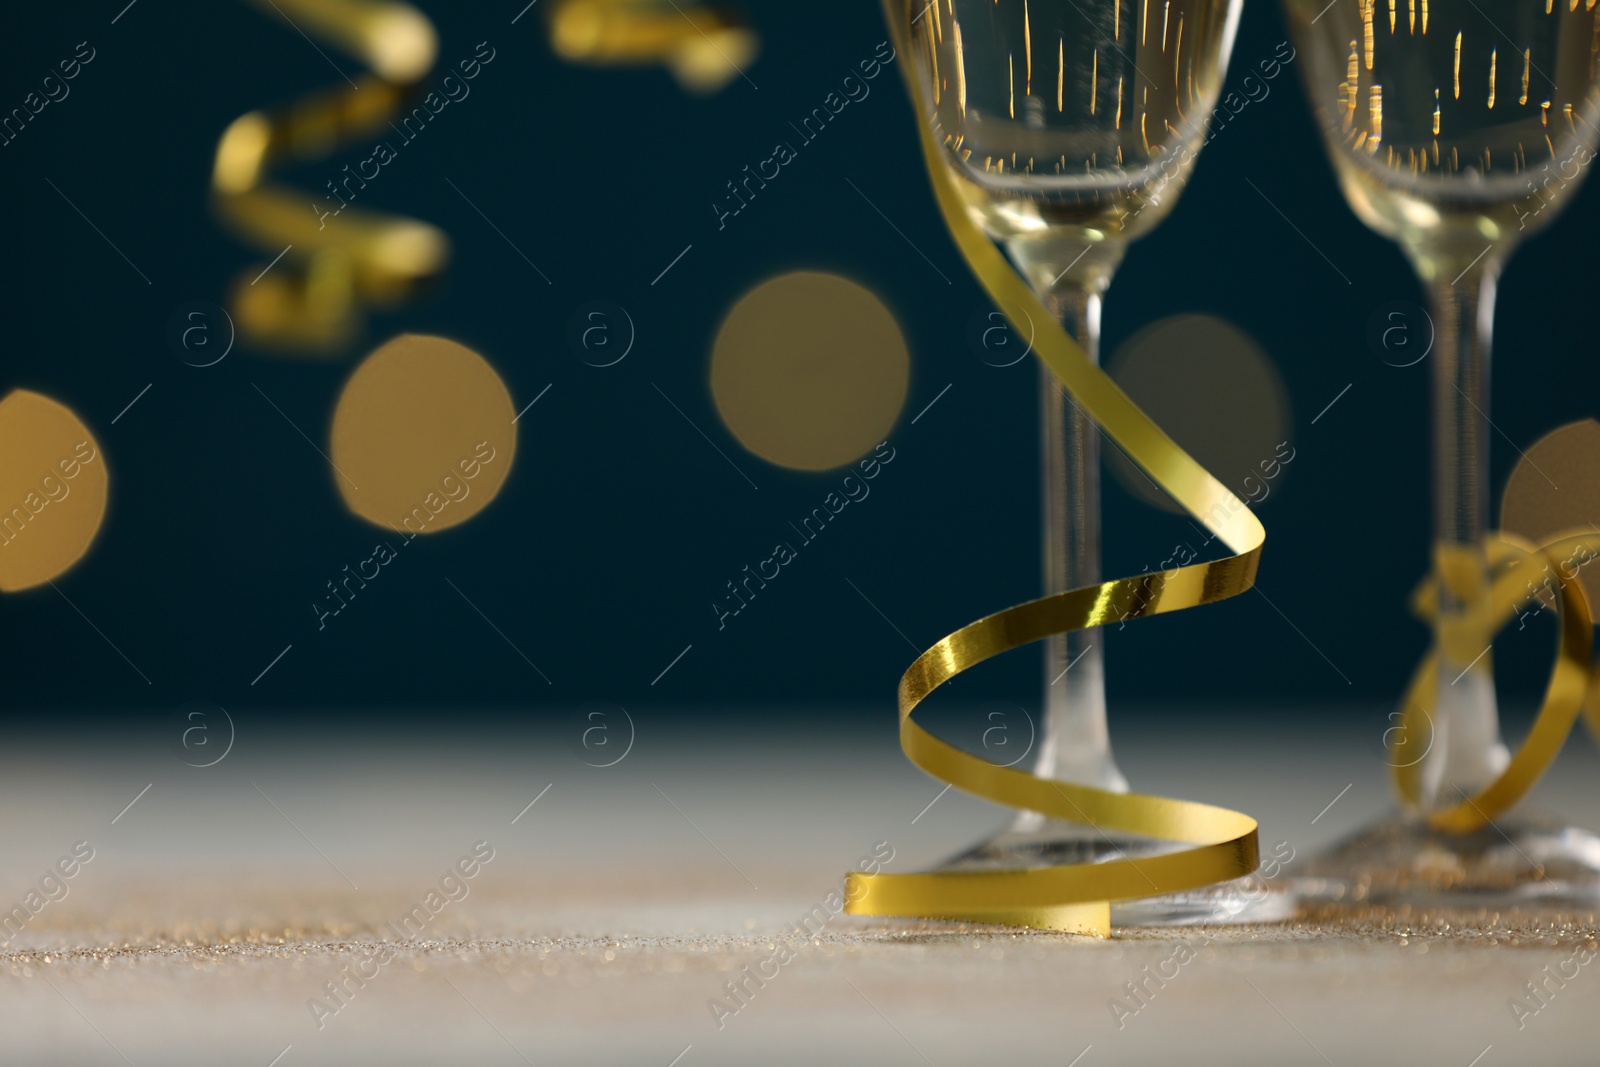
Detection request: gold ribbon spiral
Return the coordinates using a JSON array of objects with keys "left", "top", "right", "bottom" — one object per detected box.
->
[
  {"left": 844, "top": 1, "right": 1266, "bottom": 938},
  {"left": 212, "top": 0, "right": 446, "bottom": 353},
  {"left": 1390, "top": 532, "right": 1600, "bottom": 831}
]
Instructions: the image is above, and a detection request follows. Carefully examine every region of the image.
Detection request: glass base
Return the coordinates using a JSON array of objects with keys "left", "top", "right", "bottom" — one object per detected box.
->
[
  {"left": 937, "top": 812, "right": 1297, "bottom": 926},
  {"left": 1296, "top": 805, "right": 1600, "bottom": 909}
]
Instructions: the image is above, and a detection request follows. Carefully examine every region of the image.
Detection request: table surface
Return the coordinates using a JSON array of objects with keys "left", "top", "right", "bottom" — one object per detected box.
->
[{"left": 3, "top": 711, "right": 1599, "bottom": 1066}]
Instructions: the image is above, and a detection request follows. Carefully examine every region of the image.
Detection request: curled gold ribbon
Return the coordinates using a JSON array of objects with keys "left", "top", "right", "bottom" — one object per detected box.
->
[
  {"left": 212, "top": 0, "right": 446, "bottom": 353},
  {"left": 1391, "top": 532, "right": 1600, "bottom": 831},
  {"left": 546, "top": 0, "right": 759, "bottom": 94},
  {"left": 845, "top": 2, "right": 1266, "bottom": 938}
]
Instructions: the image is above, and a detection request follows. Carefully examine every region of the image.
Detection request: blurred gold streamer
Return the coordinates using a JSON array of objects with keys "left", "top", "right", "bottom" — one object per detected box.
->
[
  {"left": 547, "top": 0, "right": 758, "bottom": 93},
  {"left": 212, "top": 0, "right": 447, "bottom": 353},
  {"left": 1391, "top": 533, "right": 1600, "bottom": 831},
  {"left": 1383, "top": 420, "right": 1600, "bottom": 830}
]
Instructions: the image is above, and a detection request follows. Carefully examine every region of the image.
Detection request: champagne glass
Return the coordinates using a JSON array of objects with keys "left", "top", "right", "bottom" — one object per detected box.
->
[
  {"left": 1284, "top": 0, "right": 1600, "bottom": 902},
  {"left": 895, "top": 0, "right": 1294, "bottom": 923}
]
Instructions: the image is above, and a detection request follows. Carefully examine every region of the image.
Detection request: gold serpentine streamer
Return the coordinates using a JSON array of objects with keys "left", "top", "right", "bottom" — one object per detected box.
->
[
  {"left": 212, "top": 0, "right": 446, "bottom": 353},
  {"left": 1390, "top": 532, "right": 1600, "bottom": 831},
  {"left": 844, "top": 1, "right": 1266, "bottom": 938},
  {"left": 546, "top": 0, "right": 759, "bottom": 94}
]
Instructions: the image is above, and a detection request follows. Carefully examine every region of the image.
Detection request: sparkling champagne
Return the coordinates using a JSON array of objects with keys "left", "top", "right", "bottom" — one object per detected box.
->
[
  {"left": 1285, "top": 0, "right": 1600, "bottom": 246},
  {"left": 907, "top": 0, "right": 1243, "bottom": 239}
]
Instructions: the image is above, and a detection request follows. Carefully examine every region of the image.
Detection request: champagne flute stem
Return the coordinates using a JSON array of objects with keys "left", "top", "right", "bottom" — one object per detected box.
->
[
  {"left": 1035, "top": 280, "right": 1129, "bottom": 792},
  {"left": 1421, "top": 259, "right": 1510, "bottom": 808}
]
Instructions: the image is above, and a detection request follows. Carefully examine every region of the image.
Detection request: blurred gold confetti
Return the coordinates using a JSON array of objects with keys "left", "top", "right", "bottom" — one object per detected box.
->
[
  {"left": 547, "top": 0, "right": 758, "bottom": 93},
  {"left": 1501, "top": 418, "right": 1600, "bottom": 622},
  {"left": 711, "top": 271, "right": 909, "bottom": 472},
  {"left": 212, "top": 0, "right": 447, "bottom": 354},
  {"left": 1106, "top": 315, "right": 1292, "bottom": 513},
  {"left": 0, "top": 390, "right": 107, "bottom": 592},
  {"left": 330, "top": 335, "right": 516, "bottom": 533}
]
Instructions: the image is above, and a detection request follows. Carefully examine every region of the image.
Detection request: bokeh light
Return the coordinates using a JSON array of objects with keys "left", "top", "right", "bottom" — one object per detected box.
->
[
  {"left": 0, "top": 390, "right": 108, "bottom": 592},
  {"left": 1106, "top": 314, "right": 1292, "bottom": 513},
  {"left": 711, "top": 271, "right": 909, "bottom": 472},
  {"left": 330, "top": 334, "right": 516, "bottom": 534},
  {"left": 1501, "top": 418, "right": 1600, "bottom": 622}
]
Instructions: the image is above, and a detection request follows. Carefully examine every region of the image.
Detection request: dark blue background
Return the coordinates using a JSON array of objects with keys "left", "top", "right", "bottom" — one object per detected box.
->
[{"left": 1, "top": 1, "right": 1594, "bottom": 726}]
